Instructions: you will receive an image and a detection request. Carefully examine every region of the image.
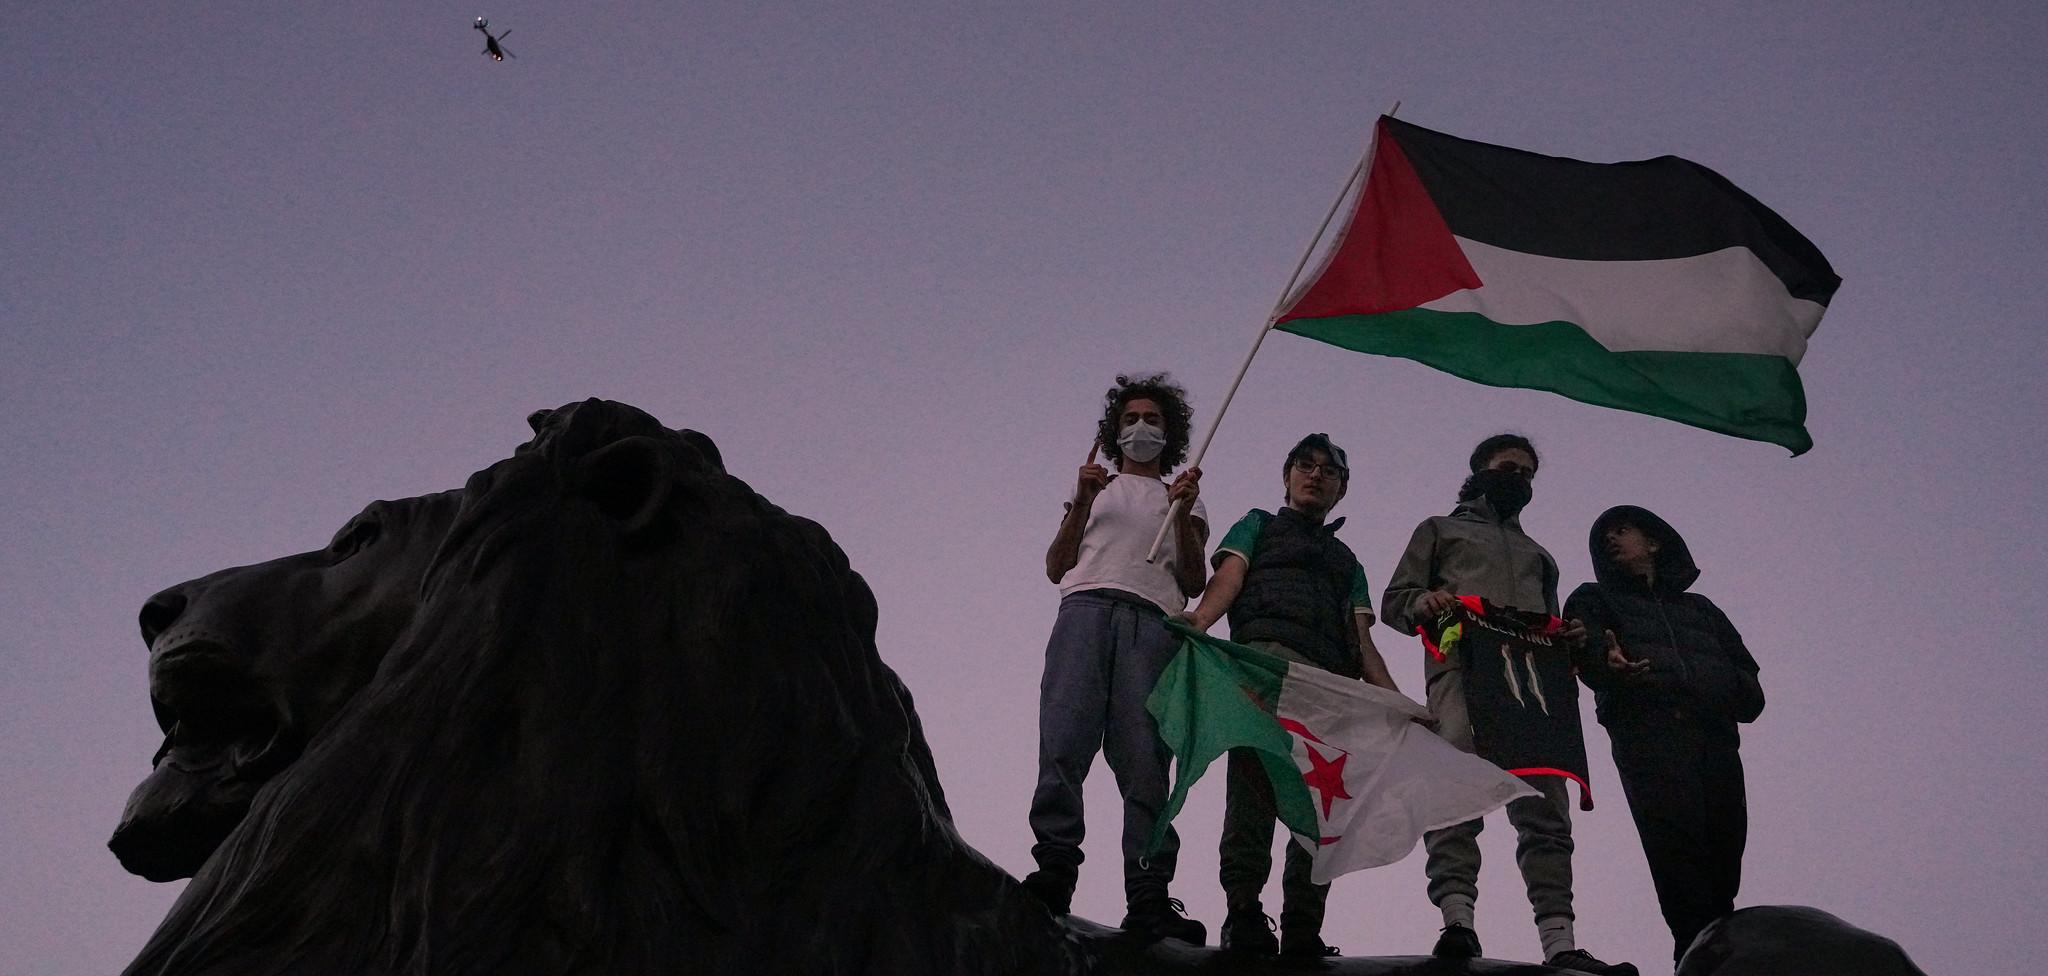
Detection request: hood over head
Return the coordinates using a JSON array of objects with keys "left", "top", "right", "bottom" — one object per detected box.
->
[{"left": 1589, "top": 505, "right": 1700, "bottom": 592}]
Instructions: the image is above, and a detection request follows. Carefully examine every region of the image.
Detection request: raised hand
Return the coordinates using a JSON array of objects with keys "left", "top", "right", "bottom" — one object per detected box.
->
[
  {"left": 1075, "top": 441, "right": 1110, "bottom": 505},
  {"left": 1604, "top": 629, "right": 1650, "bottom": 676}
]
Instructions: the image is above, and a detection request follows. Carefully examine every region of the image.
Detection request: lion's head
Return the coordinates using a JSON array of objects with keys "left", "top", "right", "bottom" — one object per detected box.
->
[
  {"left": 110, "top": 489, "right": 463, "bottom": 881},
  {"left": 120, "top": 399, "right": 1075, "bottom": 976}
]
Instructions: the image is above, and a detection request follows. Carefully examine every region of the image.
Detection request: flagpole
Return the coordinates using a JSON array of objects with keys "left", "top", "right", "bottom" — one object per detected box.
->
[{"left": 1146, "top": 100, "right": 1398, "bottom": 563}]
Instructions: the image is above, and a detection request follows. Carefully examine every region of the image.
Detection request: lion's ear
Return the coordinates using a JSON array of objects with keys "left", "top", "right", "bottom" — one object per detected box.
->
[
  {"left": 678, "top": 429, "right": 724, "bottom": 473},
  {"left": 575, "top": 436, "right": 678, "bottom": 535}
]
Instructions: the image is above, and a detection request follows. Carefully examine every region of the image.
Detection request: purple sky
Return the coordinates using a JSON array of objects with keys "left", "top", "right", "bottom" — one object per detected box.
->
[{"left": 5, "top": 2, "right": 2044, "bottom": 972}]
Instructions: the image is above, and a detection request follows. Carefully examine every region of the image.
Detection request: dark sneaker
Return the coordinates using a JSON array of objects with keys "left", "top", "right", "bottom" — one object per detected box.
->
[
  {"left": 1121, "top": 897, "right": 1207, "bottom": 945},
  {"left": 1546, "top": 948, "right": 1640, "bottom": 976},
  {"left": 1219, "top": 905, "right": 1278, "bottom": 956},
  {"left": 1432, "top": 923, "right": 1482, "bottom": 959},
  {"left": 1278, "top": 931, "right": 1341, "bottom": 959},
  {"left": 1020, "top": 866, "right": 1076, "bottom": 916}
]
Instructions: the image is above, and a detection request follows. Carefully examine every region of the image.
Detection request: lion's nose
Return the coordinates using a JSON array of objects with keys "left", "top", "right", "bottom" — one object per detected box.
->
[{"left": 139, "top": 589, "right": 189, "bottom": 647}]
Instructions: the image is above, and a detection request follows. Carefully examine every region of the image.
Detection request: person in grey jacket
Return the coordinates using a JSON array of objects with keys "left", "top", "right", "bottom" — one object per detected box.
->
[
  {"left": 1565, "top": 505, "right": 1764, "bottom": 966},
  {"left": 1382, "top": 434, "right": 1633, "bottom": 976}
]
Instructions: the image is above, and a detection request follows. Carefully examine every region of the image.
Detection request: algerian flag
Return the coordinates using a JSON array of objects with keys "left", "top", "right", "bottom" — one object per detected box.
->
[
  {"left": 1147, "top": 620, "right": 1536, "bottom": 884},
  {"left": 1276, "top": 116, "right": 1841, "bottom": 455}
]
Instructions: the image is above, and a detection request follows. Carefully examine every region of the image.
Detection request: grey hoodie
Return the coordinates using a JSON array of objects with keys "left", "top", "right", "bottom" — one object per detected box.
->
[{"left": 1381, "top": 493, "right": 1561, "bottom": 684}]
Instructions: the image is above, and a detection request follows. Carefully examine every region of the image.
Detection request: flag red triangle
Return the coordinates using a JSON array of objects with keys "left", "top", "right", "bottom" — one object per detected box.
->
[{"left": 1277, "top": 117, "right": 1481, "bottom": 323}]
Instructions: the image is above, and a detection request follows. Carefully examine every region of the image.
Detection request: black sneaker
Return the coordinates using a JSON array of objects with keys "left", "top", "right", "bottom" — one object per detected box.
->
[
  {"left": 1121, "top": 897, "right": 1207, "bottom": 945},
  {"left": 1219, "top": 905, "right": 1278, "bottom": 956},
  {"left": 1546, "top": 948, "right": 1640, "bottom": 976},
  {"left": 1432, "top": 923, "right": 1482, "bottom": 959},
  {"left": 1278, "top": 931, "right": 1341, "bottom": 959},
  {"left": 1020, "top": 866, "right": 1076, "bottom": 916}
]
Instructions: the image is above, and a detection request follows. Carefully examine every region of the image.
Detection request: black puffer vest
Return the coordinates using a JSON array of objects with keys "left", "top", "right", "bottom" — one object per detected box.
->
[{"left": 1229, "top": 507, "right": 1360, "bottom": 677}]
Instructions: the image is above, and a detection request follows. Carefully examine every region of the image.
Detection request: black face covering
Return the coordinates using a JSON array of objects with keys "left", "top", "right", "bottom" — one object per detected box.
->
[{"left": 1460, "top": 468, "right": 1533, "bottom": 518}]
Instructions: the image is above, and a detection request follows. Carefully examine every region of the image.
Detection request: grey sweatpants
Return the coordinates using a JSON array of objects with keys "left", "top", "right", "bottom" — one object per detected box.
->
[
  {"left": 1027, "top": 589, "right": 1181, "bottom": 902},
  {"left": 1422, "top": 667, "right": 1576, "bottom": 924}
]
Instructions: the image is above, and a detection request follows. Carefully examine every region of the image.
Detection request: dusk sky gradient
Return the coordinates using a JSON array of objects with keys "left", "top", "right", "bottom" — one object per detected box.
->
[{"left": 5, "top": 3, "right": 2045, "bottom": 973}]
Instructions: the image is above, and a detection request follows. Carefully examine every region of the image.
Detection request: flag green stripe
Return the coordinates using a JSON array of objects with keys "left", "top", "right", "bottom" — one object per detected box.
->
[
  {"left": 1147, "top": 626, "right": 1319, "bottom": 850},
  {"left": 1280, "top": 308, "right": 1812, "bottom": 455}
]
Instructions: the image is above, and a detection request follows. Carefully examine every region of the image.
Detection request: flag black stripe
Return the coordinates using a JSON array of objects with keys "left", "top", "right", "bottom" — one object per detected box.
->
[{"left": 1386, "top": 118, "right": 1841, "bottom": 306}]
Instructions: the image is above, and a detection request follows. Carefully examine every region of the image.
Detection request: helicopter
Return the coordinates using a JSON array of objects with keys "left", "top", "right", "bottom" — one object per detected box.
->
[{"left": 473, "top": 17, "right": 514, "bottom": 61}]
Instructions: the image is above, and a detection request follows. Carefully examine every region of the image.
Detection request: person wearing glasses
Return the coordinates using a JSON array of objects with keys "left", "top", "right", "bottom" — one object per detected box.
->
[
  {"left": 1178, "top": 433, "right": 1399, "bottom": 959},
  {"left": 1380, "top": 434, "right": 1634, "bottom": 976}
]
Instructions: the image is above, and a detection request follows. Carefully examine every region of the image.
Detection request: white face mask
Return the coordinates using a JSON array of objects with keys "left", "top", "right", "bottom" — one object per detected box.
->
[{"left": 1117, "top": 421, "right": 1167, "bottom": 464}]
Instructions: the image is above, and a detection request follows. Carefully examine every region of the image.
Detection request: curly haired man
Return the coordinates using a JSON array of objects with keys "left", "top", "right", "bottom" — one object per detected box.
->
[{"left": 1023, "top": 373, "right": 1208, "bottom": 944}]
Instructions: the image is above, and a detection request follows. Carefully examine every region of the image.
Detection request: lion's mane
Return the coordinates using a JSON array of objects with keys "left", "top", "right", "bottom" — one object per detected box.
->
[{"left": 124, "top": 399, "right": 1078, "bottom": 976}]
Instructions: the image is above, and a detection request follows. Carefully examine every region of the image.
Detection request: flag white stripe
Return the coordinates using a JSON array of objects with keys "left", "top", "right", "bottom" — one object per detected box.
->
[{"left": 1422, "top": 237, "right": 1824, "bottom": 363}]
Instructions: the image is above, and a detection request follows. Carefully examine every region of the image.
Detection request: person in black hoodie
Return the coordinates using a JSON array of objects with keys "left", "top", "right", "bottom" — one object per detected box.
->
[{"left": 1564, "top": 506, "right": 1765, "bottom": 967}]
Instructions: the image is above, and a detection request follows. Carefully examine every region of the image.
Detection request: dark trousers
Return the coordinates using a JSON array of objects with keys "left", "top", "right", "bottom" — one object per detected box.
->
[
  {"left": 1216, "top": 640, "right": 1328, "bottom": 938},
  {"left": 1608, "top": 716, "right": 1748, "bottom": 963},
  {"left": 1027, "top": 590, "right": 1181, "bottom": 902},
  {"left": 1219, "top": 747, "right": 1328, "bottom": 936}
]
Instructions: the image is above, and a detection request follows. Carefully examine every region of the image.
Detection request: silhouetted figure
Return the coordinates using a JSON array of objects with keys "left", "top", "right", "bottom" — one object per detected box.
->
[{"left": 1566, "top": 506, "right": 1765, "bottom": 967}]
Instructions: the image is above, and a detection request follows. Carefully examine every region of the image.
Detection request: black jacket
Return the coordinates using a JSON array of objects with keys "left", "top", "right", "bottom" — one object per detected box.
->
[{"left": 1564, "top": 506, "right": 1764, "bottom": 735}]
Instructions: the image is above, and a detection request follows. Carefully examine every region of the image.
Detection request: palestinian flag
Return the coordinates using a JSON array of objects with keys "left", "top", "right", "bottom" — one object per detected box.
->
[
  {"left": 1147, "top": 620, "right": 1535, "bottom": 884},
  {"left": 1277, "top": 116, "right": 1840, "bottom": 455}
]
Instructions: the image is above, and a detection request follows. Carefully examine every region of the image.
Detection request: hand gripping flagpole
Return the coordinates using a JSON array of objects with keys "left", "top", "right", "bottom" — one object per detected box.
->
[{"left": 1145, "top": 101, "right": 1397, "bottom": 564}]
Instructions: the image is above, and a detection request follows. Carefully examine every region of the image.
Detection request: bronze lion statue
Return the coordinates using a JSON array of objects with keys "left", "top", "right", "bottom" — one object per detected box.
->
[{"left": 114, "top": 399, "right": 1083, "bottom": 976}]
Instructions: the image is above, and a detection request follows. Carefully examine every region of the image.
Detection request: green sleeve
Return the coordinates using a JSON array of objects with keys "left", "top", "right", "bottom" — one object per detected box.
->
[
  {"left": 1348, "top": 561, "right": 1373, "bottom": 612},
  {"left": 1214, "top": 510, "right": 1269, "bottom": 567}
]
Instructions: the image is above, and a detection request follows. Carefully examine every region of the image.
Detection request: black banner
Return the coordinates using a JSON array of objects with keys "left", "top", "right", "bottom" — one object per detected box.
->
[{"left": 1425, "top": 597, "right": 1593, "bottom": 809}]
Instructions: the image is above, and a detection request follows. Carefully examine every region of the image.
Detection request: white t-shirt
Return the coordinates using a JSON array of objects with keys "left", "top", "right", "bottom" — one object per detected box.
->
[{"left": 1056, "top": 473, "right": 1208, "bottom": 614}]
